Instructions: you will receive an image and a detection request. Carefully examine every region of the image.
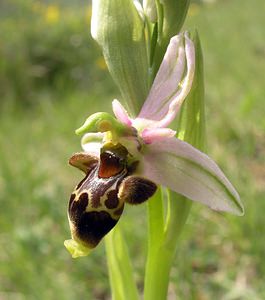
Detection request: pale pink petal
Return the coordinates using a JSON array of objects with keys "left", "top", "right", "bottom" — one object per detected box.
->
[
  {"left": 139, "top": 34, "right": 185, "bottom": 119},
  {"left": 138, "top": 138, "right": 244, "bottom": 215},
  {"left": 141, "top": 128, "right": 176, "bottom": 144},
  {"left": 156, "top": 34, "right": 195, "bottom": 128},
  {"left": 137, "top": 32, "right": 195, "bottom": 128},
  {"left": 112, "top": 99, "right": 132, "bottom": 126}
]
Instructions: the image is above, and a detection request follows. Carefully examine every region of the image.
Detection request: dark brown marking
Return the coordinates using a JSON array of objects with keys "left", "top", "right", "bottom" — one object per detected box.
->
[
  {"left": 69, "top": 193, "right": 76, "bottom": 209},
  {"left": 80, "top": 166, "right": 126, "bottom": 209},
  {"left": 68, "top": 192, "right": 89, "bottom": 220},
  {"left": 105, "top": 190, "right": 119, "bottom": 209},
  {"left": 98, "top": 143, "right": 129, "bottom": 178},
  {"left": 75, "top": 211, "right": 118, "bottom": 248},
  {"left": 98, "top": 151, "right": 124, "bottom": 178},
  {"left": 118, "top": 176, "right": 157, "bottom": 205},
  {"left": 79, "top": 192, "right": 89, "bottom": 204}
]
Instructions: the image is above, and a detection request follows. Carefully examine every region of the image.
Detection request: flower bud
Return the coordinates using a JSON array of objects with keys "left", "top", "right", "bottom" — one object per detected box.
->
[
  {"left": 143, "top": 0, "right": 157, "bottom": 23},
  {"left": 91, "top": 0, "right": 149, "bottom": 116},
  {"left": 151, "top": 0, "right": 191, "bottom": 76},
  {"left": 161, "top": 0, "right": 190, "bottom": 39}
]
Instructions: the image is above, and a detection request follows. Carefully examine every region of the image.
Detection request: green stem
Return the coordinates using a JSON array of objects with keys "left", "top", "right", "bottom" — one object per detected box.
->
[
  {"left": 144, "top": 188, "right": 166, "bottom": 300},
  {"left": 105, "top": 226, "right": 139, "bottom": 300},
  {"left": 144, "top": 247, "right": 174, "bottom": 300},
  {"left": 144, "top": 191, "right": 192, "bottom": 300},
  {"left": 164, "top": 193, "right": 192, "bottom": 248}
]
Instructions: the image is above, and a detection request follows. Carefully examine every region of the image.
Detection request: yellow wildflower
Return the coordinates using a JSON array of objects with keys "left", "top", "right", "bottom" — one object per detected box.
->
[{"left": 45, "top": 5, "right": 60, "bottom": 24}]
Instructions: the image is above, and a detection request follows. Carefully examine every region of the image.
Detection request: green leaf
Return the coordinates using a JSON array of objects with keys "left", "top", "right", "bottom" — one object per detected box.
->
[{"left": 105, "top": 226, "right": 139, "bottom": 300}]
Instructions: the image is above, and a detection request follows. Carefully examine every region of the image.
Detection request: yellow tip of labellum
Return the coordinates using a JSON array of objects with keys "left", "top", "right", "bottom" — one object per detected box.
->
[{"left": 64, "top": 239, "right": 92, "bottom": 258}]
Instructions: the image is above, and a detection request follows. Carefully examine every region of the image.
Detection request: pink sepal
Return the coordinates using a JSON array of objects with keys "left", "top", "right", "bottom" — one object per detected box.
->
[
  {"left": 138, "top": 137, "right": 244, "bottom": 216},
  {"left": 112, "top": 99, "right": 132, "bottom": 126},
  {"left": 138, "top": 33, "right": 195, "bottom": 128}
]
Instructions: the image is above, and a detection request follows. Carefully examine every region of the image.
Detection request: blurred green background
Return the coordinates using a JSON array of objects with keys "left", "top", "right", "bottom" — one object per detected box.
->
[{"left": 0, "top": 0, "right": 264, "bottom": 299}]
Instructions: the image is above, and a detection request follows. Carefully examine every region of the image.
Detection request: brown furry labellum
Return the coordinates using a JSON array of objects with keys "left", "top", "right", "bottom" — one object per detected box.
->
[{"left": 68, "top": 142, "right": 157, "bottom": 249}]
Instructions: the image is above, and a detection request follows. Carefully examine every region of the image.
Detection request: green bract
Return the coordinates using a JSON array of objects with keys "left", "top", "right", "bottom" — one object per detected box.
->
[
  {"left": 151, "top": 0, "right": 191, "bottom": 77},
  {"left": 143, "top": 0, "right": 158, "bottom": 23},
  {"left": 161, "top": 0, "right": 191, "bottom": 41},
  {"left": 91, "top": 0, "right": 149, "bottom": 116}
]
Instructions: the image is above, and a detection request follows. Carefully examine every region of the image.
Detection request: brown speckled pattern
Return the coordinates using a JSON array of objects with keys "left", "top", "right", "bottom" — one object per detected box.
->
[
  {"left": 68, "top": 163, "right": 126, "bottom": 248},
  {"left": 68, "top": 143, "right": 156, "bottom": 249}
]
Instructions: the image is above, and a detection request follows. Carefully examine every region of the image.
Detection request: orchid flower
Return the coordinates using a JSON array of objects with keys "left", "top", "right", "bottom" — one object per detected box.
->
[{"left": 65, "top": 32, "right": 243, "bottom": 258}]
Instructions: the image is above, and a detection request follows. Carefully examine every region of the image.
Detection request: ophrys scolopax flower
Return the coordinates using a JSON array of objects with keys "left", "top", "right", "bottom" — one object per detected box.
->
[{"left": 65, "top": 33, "right": 244, "bottom": 258}]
